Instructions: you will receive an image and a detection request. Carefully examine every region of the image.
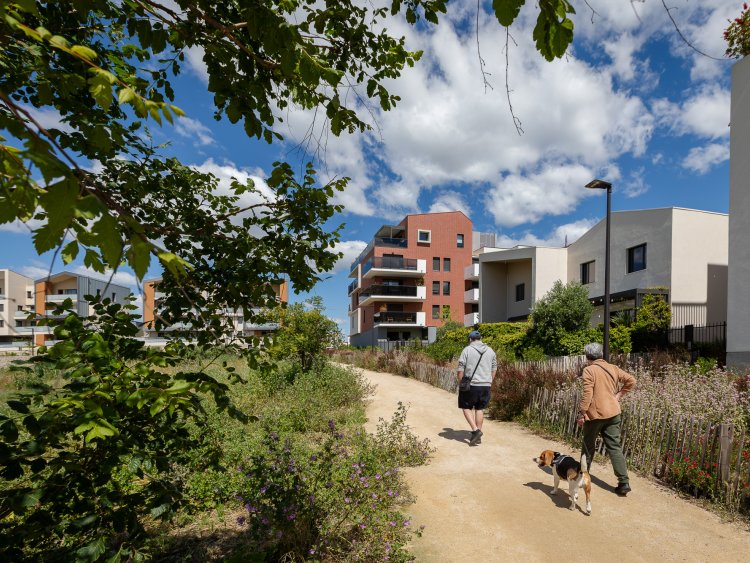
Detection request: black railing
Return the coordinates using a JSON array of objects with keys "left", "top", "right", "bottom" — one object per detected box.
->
[
  {"left": 362, "top": 256, "right": 419, "bottom": 275},
  {"left": 374, "top": 237, "right": 408, "bottom": 248},
  {"left": 666, "top": 322, "right": 726, "bottom": 345},
  {"left": 373, "top": 311, "right": 418, "bottom": 324},
  {"left": 348, "top": 279, "right": 359, "bottom": 294},
  {"left": 375, "top": 339, "right": 428, "bottom": 352},
  {"left": 359, "top": 285, "right": 418, "bottom": 303}
]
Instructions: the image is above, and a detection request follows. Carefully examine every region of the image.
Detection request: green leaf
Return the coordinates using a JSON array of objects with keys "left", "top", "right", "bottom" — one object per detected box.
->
[
  {"left": 88, "top": 72, "right": 113, "bottom": 109},
  {"left": 7, "top": 399, "right": 30, "bottom": 414},
  {"left": 493, "top": 0, "right": 525, "bottom": 26},
  {"left": 169, "top": 104, "right": 186, "bottom": 117},
  {"left": 71, "top": 44, "right": 98, "bottom": 61},
  {"left": 76, "top": 537, "right": 107, "bottom": 562},
  {"left": 126, "top": 235, "right": 151, "bottom": 280},
  {"left": 92, "top": 213, "right": 123, "bottom": 266},
  {"left": 166, "top": 380, "right": 192, "bottom": 394},
  {"left": 117, "top": 87, "right": 136, "bottom": 105},
  {"left": 62, "top": 240, "right": 80, "bottom": 263}
]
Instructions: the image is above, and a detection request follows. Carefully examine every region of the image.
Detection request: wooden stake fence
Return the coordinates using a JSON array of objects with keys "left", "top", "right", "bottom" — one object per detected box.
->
[{"left": 528, "top": 386, "right": 750, "bottom": 508}]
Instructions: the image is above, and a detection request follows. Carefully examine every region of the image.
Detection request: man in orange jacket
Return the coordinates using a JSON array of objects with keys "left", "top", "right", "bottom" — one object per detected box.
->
[{"left": 577, "top": 342, "right": 636, "bottom": 496}]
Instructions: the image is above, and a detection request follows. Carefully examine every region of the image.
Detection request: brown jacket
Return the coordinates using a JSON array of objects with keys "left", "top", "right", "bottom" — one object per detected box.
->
[{"left": 578, "top": 359, "right": 636, "bottom": 421}]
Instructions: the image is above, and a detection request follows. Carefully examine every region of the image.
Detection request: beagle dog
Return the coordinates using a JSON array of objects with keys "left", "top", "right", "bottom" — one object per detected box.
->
[{"left": 534, "top": 449, "right": 592, "bottom": 514}]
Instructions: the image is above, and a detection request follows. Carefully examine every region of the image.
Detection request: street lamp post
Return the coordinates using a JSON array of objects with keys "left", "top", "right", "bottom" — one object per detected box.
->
[{"left": 585, "top": 179, "right": 613, "bottom": 361}]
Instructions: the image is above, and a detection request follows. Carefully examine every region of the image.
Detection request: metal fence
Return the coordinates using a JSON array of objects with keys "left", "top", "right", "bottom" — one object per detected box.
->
[
  {"left": 666, "top": 322, "right": 726, "bottom": 346},
  {"left": 374, "top": 339, "right": 428, "bottom": 352}
]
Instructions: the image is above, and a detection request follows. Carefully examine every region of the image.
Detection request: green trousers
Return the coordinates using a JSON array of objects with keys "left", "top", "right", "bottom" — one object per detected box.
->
[{"left": 581, "top": 414, "right": 629, "bottom": 485}]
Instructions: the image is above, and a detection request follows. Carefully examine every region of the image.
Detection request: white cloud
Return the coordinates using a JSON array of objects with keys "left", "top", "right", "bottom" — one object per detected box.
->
[
  {"left": 622, "top": 167, "right": 649, "bottom": 198},
  {"left": 20, "top": 105, "right": 73, "bottom": 133},
  {"left": 330, "top": 240, "right": 367, "bottom": 273},
  {"left": 0, "top": 218, "right": 43, "bottom": 234},
  {"left": 191, "top": 158, "right": 275, "bottom": 212},
  {"left": 485, "top": 163, "right": 596, "bottom": 227},
  {"left": 185, "top": 45, "right": 209, "bottom": 83},
  {"left": 681, "top": 142, "right": 729, "bottom": 174},
  {"left": 173, "top": 116, "right": 215, "bottom": 146},
  {"left": 653, "top": 86, "right": 730, "bottom": 139},
  {"left": 496, "top": 218, "right": 599, "bottom": 248},
  {"left": 428, "top": 191, "right": 470, "bottom": 216}
]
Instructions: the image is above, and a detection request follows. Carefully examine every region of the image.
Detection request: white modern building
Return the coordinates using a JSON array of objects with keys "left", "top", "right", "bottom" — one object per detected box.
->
[
  {"left": 0, "top": 269, "right": 36, "bottom": 344},
  {"left": 727, "top": 56, "right": 750, "bottom": 370},
  {"left": 479, "top": 208, "right": 728, "bottom": 328}
]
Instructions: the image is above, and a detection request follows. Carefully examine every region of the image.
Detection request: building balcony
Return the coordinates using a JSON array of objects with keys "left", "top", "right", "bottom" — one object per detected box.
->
[
  {"left": 47, "top": 293, "right": 77, "bottom": 303},
  {"left": 14, "top": 326, "right": 52, "bottom": 334},
  {"left": 362, "top": 257, "right": 426, "bottom": 279},
  {"left": 464, "top": 263, "right": 479, "bottom": 281},
  {"left": 348, "top": 279, "right": 359, "bottom": 295},
  {"left": 374, "top": 236, "right": 408, "bottom": 249},
  {"left": 464, "top": 312, "right": 479, "bottom": 327},
  {"left": 243, "top": 322, "right": 279, "bottom": 331},
  {"left": 464, "top": 288, "right": 479, "bottom": 304},
  {"left": 359, "top": 285, "right": 426, "bottom": 307},
  {"left": 14, "top": 310, "right": 34, "bottom": 320},
  {"left": 373, "top": 311, "right": 426, "bottom": 327}
]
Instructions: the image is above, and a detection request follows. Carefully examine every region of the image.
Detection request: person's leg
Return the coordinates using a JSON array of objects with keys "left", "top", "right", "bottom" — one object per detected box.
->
[
  {"left": 462, "top": 408, "right": 477, "bottom": 431},
  {"left": 600, "top": 415, "right": 629, "bottom": 485},
  {"left": 581, "top": 419, "right": 601, "bottom": 470},
  {"left": 474, "top": 408, "right": 484, "bottom": 431}
]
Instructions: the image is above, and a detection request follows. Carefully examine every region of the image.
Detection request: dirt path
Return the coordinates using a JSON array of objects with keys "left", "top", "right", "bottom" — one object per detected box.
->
[{"left": 359, "top": 367, "right": 750, "bottom": 562}]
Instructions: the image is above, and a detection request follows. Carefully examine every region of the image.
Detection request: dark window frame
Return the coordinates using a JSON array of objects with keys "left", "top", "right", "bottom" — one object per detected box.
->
[
  {"left": 432, "top": 257, "right": 440, "bottom": 272},
  {"left": 432, "top": 281, "right": 440, "bottom": 295},
  {"left": 515, "top": 283, "right": 525, "bottom": 302},
  {"left": 443, "top": 281, "right": 450, "bottom": 295},
  {"left": 457, "top": 233, "right": 464, "bottom": 248},
  {"left": 431, "top": 305, "right": 440, "bottom": 319},
  {"left": 627, "top": 244, "right": 647, "bottom": 273},
  {"left": 580, "top": 260, "right": 595, "bottom": 285},
  {"left": 443, "top": 257, "right": 451, "bottom": 272}
]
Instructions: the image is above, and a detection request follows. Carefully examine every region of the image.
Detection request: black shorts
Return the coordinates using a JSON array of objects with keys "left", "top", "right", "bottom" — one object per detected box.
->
[{"left": 458, "top": 385, "right": 491, "bottom": 410}]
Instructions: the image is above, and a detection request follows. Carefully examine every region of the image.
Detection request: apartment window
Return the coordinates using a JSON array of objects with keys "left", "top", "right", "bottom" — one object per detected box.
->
[
  {"left": 443, "top": 281, "right": 451, "bottom": 295},
  {"left": 96, "top": 289, "right": 101, "bottom": 297},
  {"left": 627, "top": 244, "right": 647, "bottom": 273},
  {"left": 580, "top": 260, "right": 595, "bottom": 285},
  {"left": 0, "top": 304, "right": 3, "bottom": 312},
  {"left": 417, "top": 229, "right": 431, "bottom": 243},
  {"left": 432, "top": 281, "right": 440, "bottom": 295},
  {"left": 443, "top": 257, "right": 451, "bottom": 272},
  {"left": 432, "top": 305, "right": 440, "bottom": 319},
  {"left": 112, "top": 292, "right": 116, "bottom": 301},
  {"left": 26, "top": 291, "right": 32, "bottom": 299},
  {"left": 0, "top": 320, "right": 4, "bottom": 327},
  {"left": 432, "top": 257, "right": 440, "bottom": 272},
  {"left": 17, "top": 305, "right": 23, "bottom": 311},
  {"left": 515, "top": 283, "right": 525, "bottom": 302},
  {"left": 457, "top": 233, "right": 465, "bottom": 248}
]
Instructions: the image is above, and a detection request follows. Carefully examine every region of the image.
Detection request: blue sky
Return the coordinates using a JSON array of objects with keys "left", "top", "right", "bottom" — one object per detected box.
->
[{"left": 0, "top": 1, "right": 740, "bottom": 333}]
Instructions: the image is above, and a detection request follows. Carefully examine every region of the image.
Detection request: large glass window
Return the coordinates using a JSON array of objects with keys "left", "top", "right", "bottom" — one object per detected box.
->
[
  {"left": 627, "top": 244, "right": 647, "bottom": 273},
  {"left": 580, "top": 260, "right": 595, "bottom": 285}
]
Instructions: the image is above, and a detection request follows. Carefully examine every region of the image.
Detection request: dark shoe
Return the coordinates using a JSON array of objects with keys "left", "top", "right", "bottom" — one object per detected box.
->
[
  {"left": 469, "top": 429, "right": 483, "bottom": 446},
  {"left": 615, "top": 483, "right": 631, "bottom": 496}
]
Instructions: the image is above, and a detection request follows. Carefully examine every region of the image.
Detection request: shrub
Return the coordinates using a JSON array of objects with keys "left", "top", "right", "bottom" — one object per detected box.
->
[
  {"left": 609, "top": 325, "right": 633, "bottom": 354},
  {"left": 489, "top": 362, "right": 577, "bottom": 420},
  {"left": 236, "top": 404, "right": 432, "bottom": 561},
  {"left": 558, "top": 328, "right": 602, "bottom": 356},
  {"left": 725, "top": 3, "right": 750, "bottom": 59},
  {"left": 529, "top": 281, "right": 593, "bottom": 356}
]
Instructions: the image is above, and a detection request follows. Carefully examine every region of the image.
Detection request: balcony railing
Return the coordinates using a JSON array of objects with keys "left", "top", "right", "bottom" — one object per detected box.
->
[
  {"left": 464, "top": 263, "right": 479, "bottom": 280},
  {"left": 363, "top": 256, "right": 419, "bottom": 275},
  {"left": 348, "top": 279, "right": 359, "bottom": 295},
  {"left": 359, "top": 285, "right": 426, "bottom": 306},
  {"left": 464, "top": 312, "right": 479, "bottom": 327},
  {"left": 47, "top": 293, "right": 78, "bottom": 302},
  {"left": 464, "top": 288, "right": 479, "bottom": 303},
  {"left": 374, "top": 236, "right": 408, "bottom": 248},
  {"left": 373, "top": 311, "right": 425, "bottom": 325}
]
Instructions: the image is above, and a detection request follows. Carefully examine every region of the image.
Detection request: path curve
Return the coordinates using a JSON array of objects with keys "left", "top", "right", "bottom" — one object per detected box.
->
[{"left": 359, "top": 366, "right": 750, "bottom": 562}]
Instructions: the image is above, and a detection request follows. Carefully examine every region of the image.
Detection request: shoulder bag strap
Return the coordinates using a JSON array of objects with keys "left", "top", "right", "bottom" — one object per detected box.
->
[{"left": 466, "top": 349, "right": 486, "bottom": 383}]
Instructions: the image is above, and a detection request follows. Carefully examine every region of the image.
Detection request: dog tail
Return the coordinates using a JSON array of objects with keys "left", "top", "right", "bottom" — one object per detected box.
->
[{"left": 579, "top": 453, "right": 589, "bottom": 473}]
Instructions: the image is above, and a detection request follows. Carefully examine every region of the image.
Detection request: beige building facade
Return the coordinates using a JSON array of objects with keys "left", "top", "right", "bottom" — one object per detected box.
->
[
  {"left": 727, "top": 56, "right": 750, "bottom": 369},
  {"left": 480, "top": 208, "right": 728, "bottom": 328},
  {"left": 0, "top": 269, "right": 36, "bottom": 343}
]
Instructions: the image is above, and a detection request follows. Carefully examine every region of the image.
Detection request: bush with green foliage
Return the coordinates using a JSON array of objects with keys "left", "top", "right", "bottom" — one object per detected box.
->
[
  {"left": 0, "top": 298, "right": 243, "bottom": 561},
  {"left": 236, "top": 404, "right": 432, "bottom": 561},
  {"left": 631, "top": 294, "right": 671, "bottom": 351},
  {"left": 529, "top": 281, "right": 593, "bottom": 356},
  {"left": 268, "top": 297, "right": 343, "bottom": 374},
  {"left": 558, "top": 328, "right": 602, "bottom": 356}
]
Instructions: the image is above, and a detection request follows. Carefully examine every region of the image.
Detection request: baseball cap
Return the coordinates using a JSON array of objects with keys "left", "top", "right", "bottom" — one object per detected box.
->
[{"left": 468, "top": 330, "right": 481, "bottom": 339}]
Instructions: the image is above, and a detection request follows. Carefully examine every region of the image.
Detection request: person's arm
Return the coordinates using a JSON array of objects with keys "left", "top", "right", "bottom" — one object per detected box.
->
[
  {"left": 457, "top": 348, "right": 467, "bottom": 384},
  {"left": 577, "top": 368, "right": 594, "bottom": 426},
  {"left": 491, "top": 352, "right": 498, "bottom": 383},
  {"left": 615, "top": 366, "right": 636, "bottom": 401}
]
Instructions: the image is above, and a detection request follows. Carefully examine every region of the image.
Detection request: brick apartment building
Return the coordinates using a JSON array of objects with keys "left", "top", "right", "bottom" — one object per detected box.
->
[
  {"left": 142, "top": 278, "right": 289, "bottom": 339},
  {"left": 348, "top": 211, "right": 485, "bottom": 347}
]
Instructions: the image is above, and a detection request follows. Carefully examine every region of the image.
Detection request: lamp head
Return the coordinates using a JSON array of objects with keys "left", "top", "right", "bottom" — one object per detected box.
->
[{"left": 585, "top": 179, "right": 612, "bottom": 190}]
